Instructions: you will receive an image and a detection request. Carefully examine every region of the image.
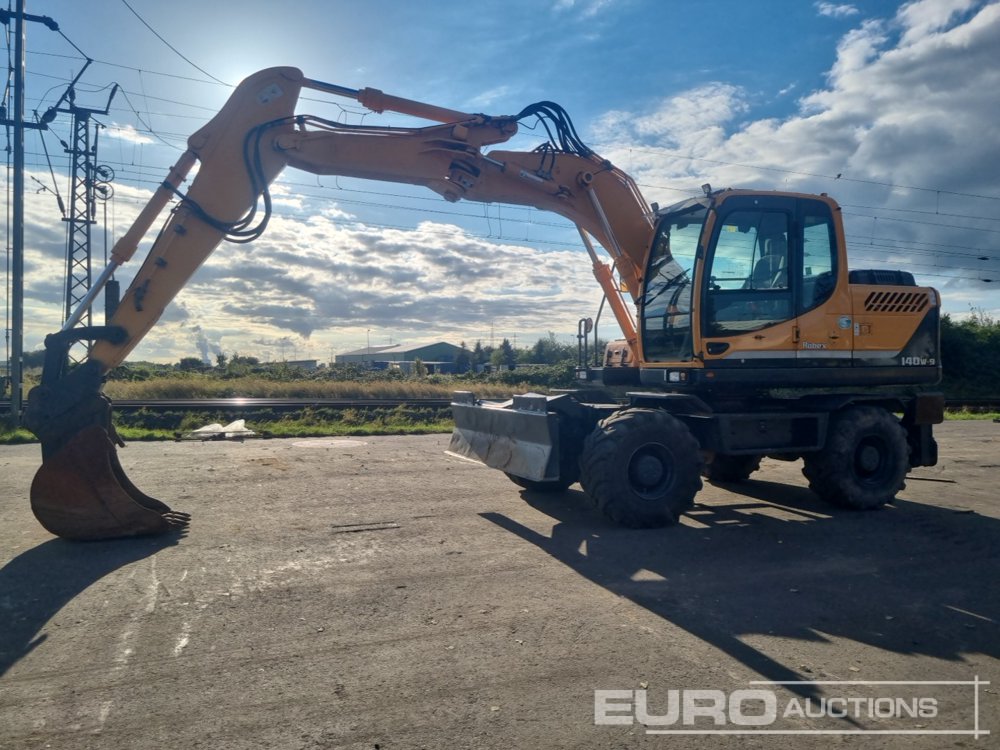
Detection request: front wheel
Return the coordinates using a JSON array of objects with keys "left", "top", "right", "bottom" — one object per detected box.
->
[
  {"left": 579, "top": 408, "right": 702, "bottom": 528},
  {"left": 802, "top": 406, "right": 908, "bottom": 510}
]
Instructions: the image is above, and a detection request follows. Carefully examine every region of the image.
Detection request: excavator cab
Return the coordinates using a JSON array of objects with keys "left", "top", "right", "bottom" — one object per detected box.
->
[{"left": 634, "top": 190, "right": 940, "bottom": 390}]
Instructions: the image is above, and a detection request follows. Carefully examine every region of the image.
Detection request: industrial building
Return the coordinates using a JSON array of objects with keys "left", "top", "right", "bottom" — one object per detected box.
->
[{"left": 334, "top": 341, "right": 464, "bottom": 373}]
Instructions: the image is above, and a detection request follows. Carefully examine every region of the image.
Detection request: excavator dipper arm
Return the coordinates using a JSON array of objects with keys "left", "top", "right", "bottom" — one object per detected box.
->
[{"left": 24, "top": 66, "right": 655, "bottom": 540}]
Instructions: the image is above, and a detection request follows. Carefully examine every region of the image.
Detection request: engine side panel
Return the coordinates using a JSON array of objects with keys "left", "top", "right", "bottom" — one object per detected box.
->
[{"left": 851, "top": 284, "right": 941, "bottom": 378}]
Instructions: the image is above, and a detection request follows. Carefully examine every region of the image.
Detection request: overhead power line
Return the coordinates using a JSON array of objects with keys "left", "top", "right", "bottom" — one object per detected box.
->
[
  {"left": 53, "top": 27, "right": 88, "bottom": 60},
  {"left": 844, "top": 211, "right": 1000, "bottom": 235},
  {"left": 620, "top": 146, "right": 1000, "bottom": 203},
  {"left": 8, "top": 36, "right": 999, "bottom": 211},
  {"left": 119, "top": 0, "right": 228, "bottom": 86},
  {"left": 12, "top": 144, "right": 999, "bottom": 269},
  {"left": 12, "top": 156, "right": 994, "bottom": 285},
  {"left": 11, "top": 46, "right": 228, "bottom": 86},
  {"left": 839, "top": 202, "right": 1000, "bottom": 224}
]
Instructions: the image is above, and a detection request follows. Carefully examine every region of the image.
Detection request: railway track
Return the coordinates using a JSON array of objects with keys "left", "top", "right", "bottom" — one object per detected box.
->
[
  {"left": 0, "top": 397, "right": 455, "bottom": 414},
  {"left": 111, "top": 397, "right": 453, "bottom": 411},
  {"left": 2, "top": 397, "right": 999, "bottom": 415}
]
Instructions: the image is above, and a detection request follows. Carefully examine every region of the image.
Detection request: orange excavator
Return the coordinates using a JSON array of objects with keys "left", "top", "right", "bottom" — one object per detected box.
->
[{"left": 22, "top": 67, "right": 942, "bottom": 539}]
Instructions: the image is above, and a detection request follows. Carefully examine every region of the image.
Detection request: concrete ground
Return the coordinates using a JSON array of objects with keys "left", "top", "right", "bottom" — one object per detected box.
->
[{"left": 0, "top": 421, "right": 997, "bottom": 749}]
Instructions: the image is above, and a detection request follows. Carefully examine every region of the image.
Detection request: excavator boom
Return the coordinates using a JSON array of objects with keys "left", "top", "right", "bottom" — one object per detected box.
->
[{"left": 24, "top": 66, "right": 656, "bottom": 540}]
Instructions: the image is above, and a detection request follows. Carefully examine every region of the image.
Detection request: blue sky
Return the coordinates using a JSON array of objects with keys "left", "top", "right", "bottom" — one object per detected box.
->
[{"left": 3, "top": 0, "right": 998, "bottom": 363}]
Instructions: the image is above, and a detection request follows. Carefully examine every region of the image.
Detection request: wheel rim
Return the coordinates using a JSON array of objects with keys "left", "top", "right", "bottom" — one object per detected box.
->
[
  {"left": 627, "top": 443, "right": 673, "bottom": 500},
  {"left": 853, "top": 436, "right": 890, "bottom": 485}
]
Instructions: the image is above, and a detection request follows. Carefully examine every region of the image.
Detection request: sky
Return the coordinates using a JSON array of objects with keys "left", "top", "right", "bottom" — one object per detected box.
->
[{"left": 2, "top": 0, "right": 998, "bottom": 364}]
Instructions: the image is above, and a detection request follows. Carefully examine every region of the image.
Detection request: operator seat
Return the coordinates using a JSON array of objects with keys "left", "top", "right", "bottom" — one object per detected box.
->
[{"left": 750, "top": 237, "right": 788, "bottom": 289}]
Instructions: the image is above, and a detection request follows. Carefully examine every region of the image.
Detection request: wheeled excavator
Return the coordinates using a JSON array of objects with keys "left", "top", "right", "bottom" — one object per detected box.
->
[{"left": 21, "top": 67, "right": 943, "bottom": 539}]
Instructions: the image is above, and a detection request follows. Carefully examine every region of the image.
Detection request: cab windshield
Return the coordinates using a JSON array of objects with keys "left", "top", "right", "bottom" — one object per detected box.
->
[{"left": 641, "top": 200, "right": 708, "bottom": 362}]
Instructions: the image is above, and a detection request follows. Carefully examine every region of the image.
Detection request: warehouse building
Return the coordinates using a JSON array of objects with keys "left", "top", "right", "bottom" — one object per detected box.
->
[{"left": 334, "top": 341, "right": 463, "bottom": 372}]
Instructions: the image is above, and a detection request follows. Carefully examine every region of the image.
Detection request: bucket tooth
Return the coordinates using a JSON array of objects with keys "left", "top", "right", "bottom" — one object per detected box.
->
[{"left": 30, "top": 425, "right": 190, "bottom": 541}]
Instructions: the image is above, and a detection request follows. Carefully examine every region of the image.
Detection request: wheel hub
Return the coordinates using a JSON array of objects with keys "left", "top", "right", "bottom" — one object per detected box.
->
[
  {"left": 858, "top": 444, "right": 881, "bottom": 473},
  {"left": 633, "top": 454, "right": 665, "bottom": 486},
  {"left": 628, "top": 444, "right": 673, "bottom": 499}
]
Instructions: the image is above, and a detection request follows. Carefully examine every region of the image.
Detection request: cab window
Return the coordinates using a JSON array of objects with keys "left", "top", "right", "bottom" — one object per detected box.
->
[
  {"left": 704, "top": 209, "right": 793, "bottom": 336},
  {"left": 800, "top": 211, "right": 837, "bottom": 313},
  {"left": 640, "top": 205, "right": 706, "bottom": 362}
]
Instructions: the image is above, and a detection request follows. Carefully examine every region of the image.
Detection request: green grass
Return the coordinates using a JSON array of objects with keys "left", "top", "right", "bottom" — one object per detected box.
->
[
  {"left": 102, "top": 376, "right": 519, "bottom": 400},
  {"left": 115, "top": 418, "right": 455, "bottom": 442},
  {"left": 0, "top": 370, "right": 514, "bottom": 445},
  {"left": 0, "top": 402, "right": 459, "bottom": 445},
  {"left": 3, "top": 418, "right": 457, "bottom": 445},
  {"left": 4, "top": 395, "right": 995, "bottom": 446},
  {"left": 0, "top": 427, "right": 37, "bottom": 444},
  {"left": 944, "top": 409, "right": 1000, "bottom": 421}
]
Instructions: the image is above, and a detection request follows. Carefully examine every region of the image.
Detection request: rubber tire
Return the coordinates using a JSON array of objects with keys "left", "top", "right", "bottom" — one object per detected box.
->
[
  {"left": 579, "top": 408, "right": 703, "bottom": 528},
  {"left": 702, "top": 454, "right": 762, "bottom": 483},
  {"left": 802, "top": 406, "right": 908, "bottom": 510}
]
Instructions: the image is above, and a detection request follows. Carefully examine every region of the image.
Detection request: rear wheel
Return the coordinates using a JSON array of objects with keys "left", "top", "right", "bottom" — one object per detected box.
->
[
  {"left": 802, "top": 406, "right": 908, "bottom": 510},
  {"left": 579, "top": 408, "right": 702, "bottom": 528},
  {"left": 702, "top": 453, "right": 762, "bottom": 483}
]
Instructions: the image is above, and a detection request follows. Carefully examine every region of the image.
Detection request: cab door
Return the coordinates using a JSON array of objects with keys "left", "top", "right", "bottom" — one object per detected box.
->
[
  {"left": 697, "top": 195, "right": 851, "bottom": 373},
  {"left": 699, "top": 195, "right": 798, "bottom": 369},
  {"left": 794, "top": 201, "right": 853, "bottom": 365}
]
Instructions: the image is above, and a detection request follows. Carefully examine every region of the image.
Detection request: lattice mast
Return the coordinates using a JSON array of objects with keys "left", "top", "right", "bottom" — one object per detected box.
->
[{"left": 59, "top": 85, "right": 116, "bottom": 361}]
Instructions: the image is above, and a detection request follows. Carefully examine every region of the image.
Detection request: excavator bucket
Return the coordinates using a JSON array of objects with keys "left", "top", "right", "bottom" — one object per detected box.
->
[
  {"left": 23, "top": 329, "right": 190, "bottom": 541},
  {"left": 30, "top": 425, "right": 190, "bottom": 541}
]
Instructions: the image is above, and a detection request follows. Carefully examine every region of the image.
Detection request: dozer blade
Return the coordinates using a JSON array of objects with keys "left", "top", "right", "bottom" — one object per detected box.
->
[
  {"left": 449, "top": 392, "right": 560, "bottom": 482},
  {"left": 30, "top": 425, "right": 190, "bottom": 541}
]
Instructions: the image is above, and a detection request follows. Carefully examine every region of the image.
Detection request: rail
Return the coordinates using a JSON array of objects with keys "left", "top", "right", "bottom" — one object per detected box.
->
[
  {"left": 0, "top": 397, "right": 454, "bottom": 414},
  {"left": 1, "top": 397, "right": 998, "bottom": 415}
]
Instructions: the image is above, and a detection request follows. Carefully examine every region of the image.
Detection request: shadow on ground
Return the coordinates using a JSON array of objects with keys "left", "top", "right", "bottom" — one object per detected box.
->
[
  {"left": 0, "top": 534, "right": 183, "bottom": 677},
  {"left": 483, "top": 479, "right": 999, "bottom": 694}
]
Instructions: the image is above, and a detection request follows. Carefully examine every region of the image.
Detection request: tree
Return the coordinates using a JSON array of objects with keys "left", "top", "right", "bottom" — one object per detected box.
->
[
  {"left": 22, "top": 349, "right": 47, "bottom": 369},
  {"left": 176, "top": 356, "right": 205, "bottom": 371},
  {"left": 224, "top": 352, "right": 261, "bottom": 377},
  {"left": 528, "top": 332, "right": 576, "bottom": 364},
  {"left": 490, "top": 338, "right": 517, "bottom": 370},
  {"left": 940, "top": 310, "right": 1000, "bottom": 397},
  {"left": 215, "top": 352, "right": 228, "bottom": 369},
  {"left": 472, "top": 340, "right": 487, "bottom": 368},
  {"left": 413, "top": 357, "right": 428, "bottom": 377},
  {"left": 454, "top": 342, "right": 472, "bottom": 374}
]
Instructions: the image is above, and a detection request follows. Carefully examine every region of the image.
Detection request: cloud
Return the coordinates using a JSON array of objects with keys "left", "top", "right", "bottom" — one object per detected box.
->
[
  {"left": 816, "top": 2, "right": 861, "bottom": 19},
  {"left": 464, "top": 85, "right": 513, "bottom": 110},
  {"left": 106, "top": 123, "right": 155, "bottom": 145},
  {"left": 587, "top": 1, "right": 1000, "bottom": 311},
  {"left": 8, "top": 3, "right": 998, "bottom": 365},
  {"left": 897, "top": 0, "right": 979, "bottom": 45},
  {"left": 107, "top": 208, "right": 606, "bottom": 361},
  {"left": 553, "top": 0, "right": 616, "bottom": 19}
]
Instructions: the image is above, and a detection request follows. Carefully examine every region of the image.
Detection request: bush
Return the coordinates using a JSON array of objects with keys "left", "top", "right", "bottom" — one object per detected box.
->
[{"left": 940, "top": 311, "right": 1000, "bottom": 397}]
